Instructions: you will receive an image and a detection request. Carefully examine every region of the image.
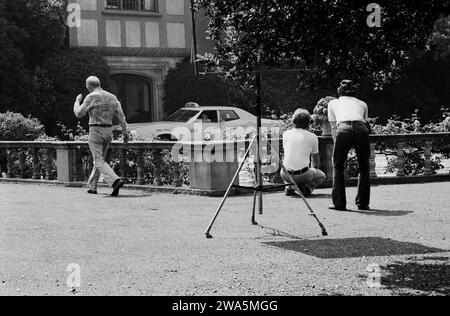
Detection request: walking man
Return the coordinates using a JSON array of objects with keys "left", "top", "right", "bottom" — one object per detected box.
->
[
  {"left": 328, "top": 80, "right": 371, "bottom": 211},
  {"left": 74, "top": 76, "right": 128, "bottom": 196},
  {"left": 281, "top": 109, "right": 326, "bottom": 197}
]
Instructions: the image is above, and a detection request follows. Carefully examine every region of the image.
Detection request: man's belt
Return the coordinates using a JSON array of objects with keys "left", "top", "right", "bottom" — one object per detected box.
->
[
  {"left": 288, "top": 167, "right": 310, "bottom": 175},
  {"left": 89, "top": 124, "right": 113, "bottom": 128}
]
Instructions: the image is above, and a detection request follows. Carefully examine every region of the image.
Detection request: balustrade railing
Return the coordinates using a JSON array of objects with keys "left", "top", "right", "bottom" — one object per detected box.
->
[{"left": 0, "top": 132, "right": 449, "bottom": 193}]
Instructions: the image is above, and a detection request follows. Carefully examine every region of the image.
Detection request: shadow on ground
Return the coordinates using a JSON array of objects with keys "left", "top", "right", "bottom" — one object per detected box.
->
[
  {"left": 263, "top": 238, "right": 448, "bottom": 259},
  {"left": 101, "top": 194, "right": 153, "bottom": 199},
  {"left": 380, "top": 257, "right": 450, "bottom": 296},
  {"left": 340, "top": 209, "right": 414, "bottom": 217}
]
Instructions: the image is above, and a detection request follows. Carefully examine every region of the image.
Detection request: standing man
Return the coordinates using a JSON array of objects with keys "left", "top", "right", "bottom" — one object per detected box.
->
[
  {"left": 328, "top": 80, "right": 371, "bottom": 211},
  {"left": 74, "top": 76, "right": 129, "bottom": 197},
  {"left": 281, "top": 109, "right": 326, "bottom": 197}
]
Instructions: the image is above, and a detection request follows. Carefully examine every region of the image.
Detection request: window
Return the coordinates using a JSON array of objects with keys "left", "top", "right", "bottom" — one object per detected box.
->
[
  {"left": 166, "top": 110, "right": 200, "bottom": 123},
  {"left": 106, "top": 0, "right": 119, "bottom": 9},
  {"left": 220, "top": 110, "right": 240, "bottom": 122},
  {"left": 141, "top": 0, "right": 157, "bottom": 11},
  {"left": 105, "top": 0, "right": 157, "bottom": 12},
  {"left": 199, "top": 111, "right": 219, "bottom": 123}
]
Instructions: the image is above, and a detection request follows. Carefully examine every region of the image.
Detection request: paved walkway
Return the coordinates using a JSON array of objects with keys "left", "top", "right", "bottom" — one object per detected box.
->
[{"left": 0, "top": 182, "right": 449, "bottom": 296}]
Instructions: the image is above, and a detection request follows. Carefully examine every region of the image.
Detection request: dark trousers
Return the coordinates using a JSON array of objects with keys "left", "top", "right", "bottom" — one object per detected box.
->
[{"left": 332, "top": 122, "right": 371, "bottom": 208}]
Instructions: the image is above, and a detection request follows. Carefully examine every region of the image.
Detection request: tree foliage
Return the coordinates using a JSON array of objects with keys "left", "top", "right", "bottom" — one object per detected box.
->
[
  {"left": 198, "top": 0, "right": 450, "bottom": 87},
  {"left": 43, "top": 48, "right": 111, "bottom": 132},
  {"left": 0, "top": 0, "right": 66, "bottom": 68},
  {"left": 0, "top": 1, "right": 111, "bottom": 134}
]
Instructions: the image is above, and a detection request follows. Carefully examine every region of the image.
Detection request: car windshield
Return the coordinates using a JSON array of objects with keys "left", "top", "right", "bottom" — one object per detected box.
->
[{"left": 166, "top": 110, "right": 200, "bottom": 123}]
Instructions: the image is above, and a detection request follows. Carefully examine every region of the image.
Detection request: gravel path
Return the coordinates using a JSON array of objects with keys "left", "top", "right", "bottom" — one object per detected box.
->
[{"left": 0, "top": 182, "right": 448, "bottom": 296}]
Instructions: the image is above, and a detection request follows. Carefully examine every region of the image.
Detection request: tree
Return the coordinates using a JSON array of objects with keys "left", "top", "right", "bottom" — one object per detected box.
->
[
  {"left": 0, "top": 0, "right": 67, "bottom": 133},
  {"left": 0, "top": 0, "right": 66, "bottom": 68},
  {"left": 432, "top": 15, "right": 450, "bottom": 58},
  {"left": 197, "top": 0, "right": 450, "bottom": 87},
  {"left": 42, "top": 48, "right": 111, "bottom": 132}
]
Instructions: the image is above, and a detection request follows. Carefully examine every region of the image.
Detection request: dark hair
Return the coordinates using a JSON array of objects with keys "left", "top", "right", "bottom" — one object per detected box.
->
[
  {"left": 337, "top": 79, "right": 358, "bottom": 97},
  {"left": 293, "top": 109, "right": 311, "bottom": 129}
]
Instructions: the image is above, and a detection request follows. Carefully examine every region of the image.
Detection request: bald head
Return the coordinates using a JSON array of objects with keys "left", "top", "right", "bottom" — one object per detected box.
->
[{"left": 86, "top": 76, "right": 101, "bottom": 92}]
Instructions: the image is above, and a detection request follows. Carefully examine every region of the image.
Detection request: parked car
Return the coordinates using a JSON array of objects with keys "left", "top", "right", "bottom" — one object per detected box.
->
[{"left": 127, "top": 103, "right": 281, "bottom": 141}]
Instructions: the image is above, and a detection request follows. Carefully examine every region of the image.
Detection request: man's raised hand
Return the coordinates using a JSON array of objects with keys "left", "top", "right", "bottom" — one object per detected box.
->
[{"left": 76, "top": 94, "right": 83, "bottom": 104}]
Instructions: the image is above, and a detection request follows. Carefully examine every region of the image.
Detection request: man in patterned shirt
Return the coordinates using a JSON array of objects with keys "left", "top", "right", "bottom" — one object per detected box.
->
[{"left": 74, "top": 76, "right": 129, "bottom": 197}]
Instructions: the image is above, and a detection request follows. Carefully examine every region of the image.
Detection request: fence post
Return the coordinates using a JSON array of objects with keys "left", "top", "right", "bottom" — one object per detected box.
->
[
  {"left": 73, "top": 147, "right": 85, "bottom": 181},
  {"left": 120, "top": 149, "right": 127, "bottom": 178},
  {"left": 19, "top": 150, "right": 27, "bottom": 179},
  {"left": 6, "top": 149, "right": 14, "bottom": 178},
  {"left": 152, "top": 150, "right": 162, "bottom": 186},
  {"left": 32, "top": 148, "right": 41, "bottom": 180},
  {"left": 424, "top": 140, "right": 433, "bottom": 176},
  {"left": 171, "top": 162, "right": 182, "bottom": 187},
  {"left": 370, "top": 142, "right": 378, "bottom": 178},
  {"left": 136, "top": 149, "right": 145, "bottom": 185},
  {"left": 56, "top": 144, "right": 74, "bottom": 182},
  {"left": 396, "top": 142, "right": 406, "bottom": 177}
]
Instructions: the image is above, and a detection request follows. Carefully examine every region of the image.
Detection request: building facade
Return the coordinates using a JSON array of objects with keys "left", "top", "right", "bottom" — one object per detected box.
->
[{"left": 67, "top": 0, "right": 212, "bottom": 123}]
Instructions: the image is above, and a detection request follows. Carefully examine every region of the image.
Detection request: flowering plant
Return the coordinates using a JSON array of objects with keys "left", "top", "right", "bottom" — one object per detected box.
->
[{"left": 312, "top": 96, "right": 336, "bottom": 125}]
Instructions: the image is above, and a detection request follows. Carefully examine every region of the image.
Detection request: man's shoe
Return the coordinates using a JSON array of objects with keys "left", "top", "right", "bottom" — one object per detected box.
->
[
  {"left": 87, "top": 190, "right": 97, "bottom": 195},
  {"left": 298, "top": 184, "right": 312, "bottom": 198},
  {"left": 111, "top": 179, "right": 125, "bottom": 197},
  {"left": 329, "top": 205, "right": 347, "bottom": 211},
  {"left": 357, "top": 205, "right": 371, "bottom": 211}
]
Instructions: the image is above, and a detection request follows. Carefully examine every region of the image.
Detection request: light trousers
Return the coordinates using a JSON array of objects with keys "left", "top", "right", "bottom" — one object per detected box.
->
[{"left": 87, "top": 127, "right": 120, "bottom": 191}]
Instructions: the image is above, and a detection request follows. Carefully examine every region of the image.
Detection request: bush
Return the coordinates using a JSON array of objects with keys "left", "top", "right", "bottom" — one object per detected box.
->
[{"left": 0, "top": 111, "right": 44, "bottom": 141}]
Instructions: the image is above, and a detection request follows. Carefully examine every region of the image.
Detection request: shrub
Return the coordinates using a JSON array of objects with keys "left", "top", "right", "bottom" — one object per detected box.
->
[{"left": 0, "top": 111, "right": 44, "bottom": 141}]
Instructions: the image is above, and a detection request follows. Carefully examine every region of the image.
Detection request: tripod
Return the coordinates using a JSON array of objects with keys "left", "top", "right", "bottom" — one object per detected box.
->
[{"left": 204, "top": 71, "right": 328, "bottom": 239}]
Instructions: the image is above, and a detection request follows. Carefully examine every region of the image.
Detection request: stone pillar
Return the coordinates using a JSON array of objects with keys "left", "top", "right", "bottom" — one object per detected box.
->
[
  {"left": 189, "top": 143, "right": 240, "bottom": 192},
  {"left": 56, "top": 145, "right": 74, "bottom": 182}
]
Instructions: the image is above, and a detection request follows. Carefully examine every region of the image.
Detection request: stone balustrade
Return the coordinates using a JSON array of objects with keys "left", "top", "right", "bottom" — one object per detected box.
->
[{"left": 0, "top": 132, "right": 449, "bottom": 195}]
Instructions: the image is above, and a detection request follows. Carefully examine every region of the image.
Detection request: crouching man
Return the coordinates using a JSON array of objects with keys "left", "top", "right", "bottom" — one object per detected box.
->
[{"left": 281, "top": 109, "right": 326, "bottom": 197}]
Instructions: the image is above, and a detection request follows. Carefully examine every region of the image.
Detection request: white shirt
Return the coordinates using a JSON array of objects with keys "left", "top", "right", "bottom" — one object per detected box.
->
[
  {"left": 283, "top": 129, "right": 319, "bottom": 171},
  {"left": 328, "top": 96, "right": 368, "bottom": 123}
]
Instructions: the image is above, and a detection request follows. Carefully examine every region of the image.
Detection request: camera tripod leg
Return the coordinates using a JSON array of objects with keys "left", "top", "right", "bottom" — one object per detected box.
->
[
  {"left": 204, "top": 137, "right": 257, "bottom": 239},
  {"left": 251, "top": 191, "right": 258, "bottom": 225}
]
